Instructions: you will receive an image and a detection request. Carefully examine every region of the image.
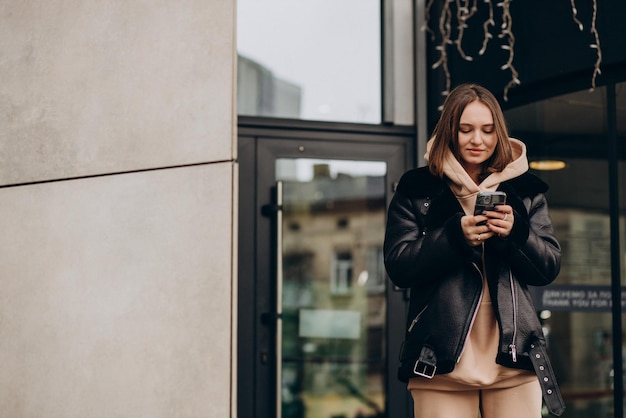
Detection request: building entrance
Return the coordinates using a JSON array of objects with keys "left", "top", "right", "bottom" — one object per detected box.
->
[{"left": 238, "top": 126, "right": 414, "bottom": 418}]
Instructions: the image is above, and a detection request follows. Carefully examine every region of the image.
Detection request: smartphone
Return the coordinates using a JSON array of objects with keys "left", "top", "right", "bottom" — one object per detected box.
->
[{"left": 474, "top": 191, "right": 507, "bottom": 217}]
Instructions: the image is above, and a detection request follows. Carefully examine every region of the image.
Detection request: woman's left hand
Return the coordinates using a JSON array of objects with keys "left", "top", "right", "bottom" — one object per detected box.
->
[{"left": 484, "top": 204, "right": 514, "bottom": 238}]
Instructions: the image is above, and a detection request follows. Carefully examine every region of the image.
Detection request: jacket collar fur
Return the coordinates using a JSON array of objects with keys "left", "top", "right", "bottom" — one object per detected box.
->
[{"left": 396, "top": 166, "right": 549, "bottom": 229}]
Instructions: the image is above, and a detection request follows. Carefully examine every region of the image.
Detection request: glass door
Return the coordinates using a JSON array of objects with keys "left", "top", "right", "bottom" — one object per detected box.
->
[
  {"left": 237, "top": 133, "right": 413, "bottom": 418},
  {"left": 276, "top": 158, "right": 387, "bottom": 418}
]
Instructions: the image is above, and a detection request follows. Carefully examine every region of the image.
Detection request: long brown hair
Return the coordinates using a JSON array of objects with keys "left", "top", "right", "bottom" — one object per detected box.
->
[{"left": 428, "top": 84, "right": 513, "bottom": 178}]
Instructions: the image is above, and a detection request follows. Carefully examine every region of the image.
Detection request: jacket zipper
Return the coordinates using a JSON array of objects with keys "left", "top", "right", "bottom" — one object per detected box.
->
[
  {"left": 456, "top": 259, "right": 484, "bottom": 362},
  {"left": 408, "top": 304, "right": 429, "bottom": 332},
  {"left": 508, "top": 269, "right": 518, "bottom": 362}
]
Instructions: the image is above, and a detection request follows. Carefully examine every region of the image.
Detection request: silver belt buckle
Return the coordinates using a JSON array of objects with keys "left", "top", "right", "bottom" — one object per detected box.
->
[{"left": 413, "top": 360, "right": 436, "bottom": 378}]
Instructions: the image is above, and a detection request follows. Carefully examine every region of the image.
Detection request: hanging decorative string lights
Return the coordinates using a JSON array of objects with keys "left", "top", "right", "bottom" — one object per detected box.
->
[
  {"left": 570, "top": 0, "right": 602, "bottom": 90},
  {"left": 425, "top": 0, "right": 602, "bottom": 104},
  {"left": 588, "top": 0, "right": 602, "bottom": 90}
]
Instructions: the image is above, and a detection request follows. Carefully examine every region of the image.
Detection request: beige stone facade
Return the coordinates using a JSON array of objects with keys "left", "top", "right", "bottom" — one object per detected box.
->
[{"left": 0, "top": 1, "right": 237, "bottom": 417}]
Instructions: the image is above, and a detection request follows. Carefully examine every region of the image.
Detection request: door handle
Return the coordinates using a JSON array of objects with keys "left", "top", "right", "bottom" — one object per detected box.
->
[
  {"left": 274, "top": 181, "right": 284, "bottom": 418},
  {"left": 260, "top": 182, "right": 285, "bottom": 415}
]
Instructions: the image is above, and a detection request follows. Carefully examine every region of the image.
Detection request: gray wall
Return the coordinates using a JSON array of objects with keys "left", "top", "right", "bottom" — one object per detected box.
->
[{"left": 0, "top": 1, "right": 237, "bottom": 417}]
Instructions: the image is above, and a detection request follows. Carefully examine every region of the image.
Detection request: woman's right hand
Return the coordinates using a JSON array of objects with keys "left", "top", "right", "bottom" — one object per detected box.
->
[{"left": 461, "top": 215, "right": 493, "bottom": 247}]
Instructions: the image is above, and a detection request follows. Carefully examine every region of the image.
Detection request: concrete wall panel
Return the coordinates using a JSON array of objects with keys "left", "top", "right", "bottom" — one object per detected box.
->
[
  {"left": 0, "top": 163, "right": 235, "bottom": 417},
  {"left": 0, "top": 1, "right": 235, "bottom": 185}
]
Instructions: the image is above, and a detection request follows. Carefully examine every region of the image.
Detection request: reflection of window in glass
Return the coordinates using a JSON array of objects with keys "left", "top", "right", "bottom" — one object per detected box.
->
[
  {"left": 282, "top": 253, "right": 314, "bottom": 311},
  {"left": 331, "top": 251, "right": 353, "bottom": 295},
  {"left": 237, "top": 0, "right": 381, "bottom": 124},
  {"left": 277, "top": 159, "right": 387, "bottom": 182},
  {"left": 363, "top": 247, "right": 385, "bottom": 294}
]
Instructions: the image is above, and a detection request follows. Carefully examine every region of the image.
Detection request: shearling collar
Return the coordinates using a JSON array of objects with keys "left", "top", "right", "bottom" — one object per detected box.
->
[
  {"left": 396, "top": 166, "right": 548, "bottom": 202},
  {"left": 396, "top": 166, "right": 549, "bottom": 231}
]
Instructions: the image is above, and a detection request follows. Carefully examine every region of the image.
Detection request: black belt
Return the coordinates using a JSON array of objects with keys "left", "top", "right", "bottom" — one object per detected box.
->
[
  {"left": 400, "top": 340, "right": 566, "bottom": 416},
  {"left": 412, "top": 345, "right": 437, "bottom": 378},
  {"left": 529, "top": 341, "right": 566, "bottom": 417}
]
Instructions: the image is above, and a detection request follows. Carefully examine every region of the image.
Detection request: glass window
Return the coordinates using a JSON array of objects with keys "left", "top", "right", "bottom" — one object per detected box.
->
[
  {"left": 237, "top": 0, "right": 381, "bottom": 124},
  {"left": 505, "top": 87, "right": 625, "bottom": 416},
  {"left": 276, "top": 158, "right": 387, "bottom": 417}
]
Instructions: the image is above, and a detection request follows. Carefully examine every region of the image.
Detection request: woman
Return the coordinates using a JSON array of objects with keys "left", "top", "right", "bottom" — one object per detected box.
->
[{"left": 383, "top": 84, "right": 565, "bottom": 417}]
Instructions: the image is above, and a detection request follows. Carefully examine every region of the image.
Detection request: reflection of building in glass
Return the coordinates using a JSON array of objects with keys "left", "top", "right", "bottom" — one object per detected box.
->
[
  {"left": 237, "top": 55, "right": 302, "bottom": 118},
  {"left": 280, "top": 166, "right": 386, "bottom": 417}
]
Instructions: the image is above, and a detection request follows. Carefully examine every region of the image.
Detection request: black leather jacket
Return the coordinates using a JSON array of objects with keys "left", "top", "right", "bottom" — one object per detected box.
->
[{"left": 384, "top": 167, "right": 563, "bottom": 408}]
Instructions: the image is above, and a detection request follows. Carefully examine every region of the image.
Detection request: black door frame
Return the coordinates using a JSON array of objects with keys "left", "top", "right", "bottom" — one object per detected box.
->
[{"left": 238, "top": 117, "right": 416, "bottom": 418}]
